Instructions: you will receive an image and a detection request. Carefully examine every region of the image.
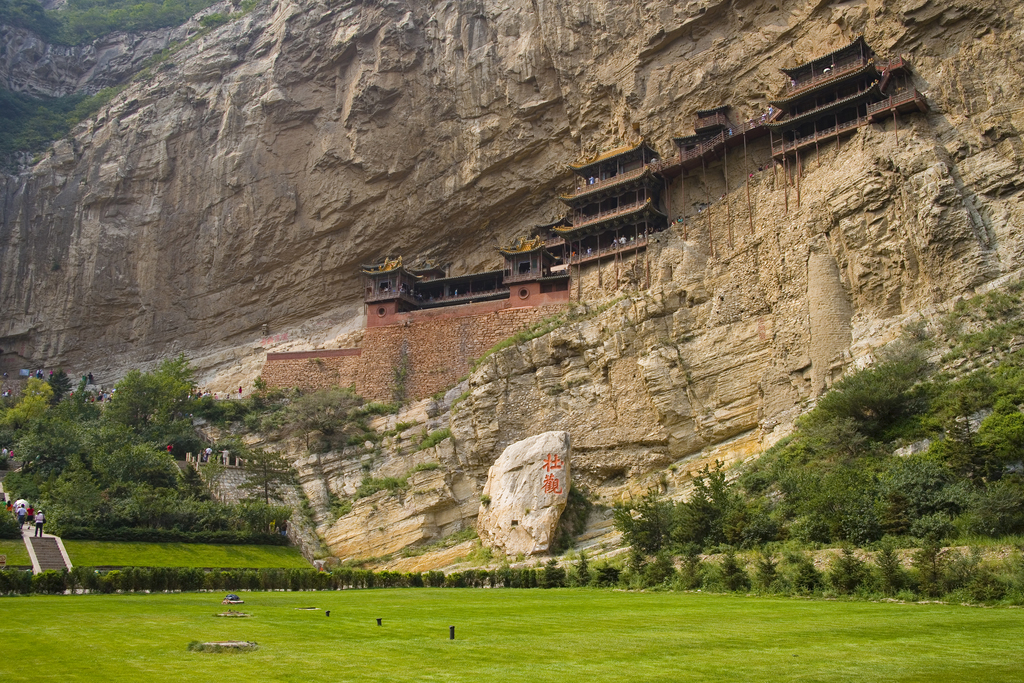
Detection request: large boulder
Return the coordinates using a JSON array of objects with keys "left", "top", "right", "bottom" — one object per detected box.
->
[{"left": 477, "top": 431, "right": 571, "bottom": 556}]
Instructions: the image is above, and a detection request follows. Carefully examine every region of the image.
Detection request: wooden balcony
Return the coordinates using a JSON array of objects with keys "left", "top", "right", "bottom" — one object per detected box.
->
[
  {"left": 573, "top": 199, "right": 652, "bottom": 231},
  {"left": 568, "top": 234, "right": 648, "bottom": 264},
  {"left": 695, "top": 111, "right": 730, "bottom": 132},
  {"left": 365, "top": 290, "right": 418, "bottom": 305},
  {"left": 779, "top": 55, "right": 872, "bottom": 100},
  {"left": 771, "top": 116, "right": 867, "bottom": 156},
  {"left": 567, "top": 165, "right": 652, "bottom": 199},
  {"left": 866, "top": 88, "right": 926, "bottom": 119}
]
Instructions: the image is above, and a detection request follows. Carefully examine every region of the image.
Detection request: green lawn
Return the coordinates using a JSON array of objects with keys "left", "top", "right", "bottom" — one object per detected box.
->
[
  {"left": 62, "top": 541, "right": 310, "bottom": 569},
  {"left": 0, "top": 539, "right": 30, "bottom": 567},
  {"left": 0, "top": 590, "right": 1022, "bottom": 682}
]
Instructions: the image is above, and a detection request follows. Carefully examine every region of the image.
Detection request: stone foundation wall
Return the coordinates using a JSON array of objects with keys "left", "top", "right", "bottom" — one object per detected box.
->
[
  {"left": 260, "top": 349, "right": 362, "bottom": 393},
  {"left": 262, "top": 304, "right": 566, "bottom": 401}
]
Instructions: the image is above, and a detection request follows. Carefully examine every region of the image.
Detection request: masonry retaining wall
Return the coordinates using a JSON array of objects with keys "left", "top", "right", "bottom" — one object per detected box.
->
[{"left": 262, "top": 303, "right": 566, "bottom": 401}]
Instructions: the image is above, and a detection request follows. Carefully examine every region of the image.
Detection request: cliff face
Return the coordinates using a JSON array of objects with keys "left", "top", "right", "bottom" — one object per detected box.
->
[
  {"left": 2, "top": 0, "right": 1024, "bottom": 559},
  {"left": 3, "top": 0, "right": 1020, "bottom": 382}
]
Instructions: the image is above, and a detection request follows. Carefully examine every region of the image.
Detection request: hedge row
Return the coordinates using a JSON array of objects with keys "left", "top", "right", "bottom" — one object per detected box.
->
[
  {"left": 56, "top": 527, "right": 289, "bottom": 545},
  {"left": 0, "top": 566, "right": 554, "bottom": 595}
]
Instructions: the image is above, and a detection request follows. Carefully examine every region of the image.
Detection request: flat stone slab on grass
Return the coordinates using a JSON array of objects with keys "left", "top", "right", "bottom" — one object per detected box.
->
[
  {"left": 214, "top": 611, "right": 251, "bottom": 617},
  {"left": 188, "top": 641, "right": 258, "bottom": 653}
]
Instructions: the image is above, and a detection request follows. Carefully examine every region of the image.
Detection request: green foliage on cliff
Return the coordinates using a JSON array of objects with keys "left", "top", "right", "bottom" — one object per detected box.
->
[
  {"left": 0, "top": 0, "right": 218, "bottom": 45},
  {"left": 616, "top": 283, "right": 1024, "bottom": 561},
  {"left": 0, "top": 355, "right": 290, "bottom": 542},
  {"left": 0, "top": 85, "right": 123, "bottom": 169}
]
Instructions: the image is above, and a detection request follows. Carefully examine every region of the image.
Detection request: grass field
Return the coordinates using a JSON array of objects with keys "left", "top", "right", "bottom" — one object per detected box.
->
[
  {"left": 0, "top": 539, "right": 30, "bottom": 566},
  {"left": 0, "top": 590, "right": 1022, "bottom": 682},
  {"left": 61, "top": 541, "right": 310, "bottom": 568}
]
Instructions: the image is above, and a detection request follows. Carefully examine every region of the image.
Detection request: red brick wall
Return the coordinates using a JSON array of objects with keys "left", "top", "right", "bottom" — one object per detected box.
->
[{"left": 262, "top": 302, "right": 566, "bottom": 400}]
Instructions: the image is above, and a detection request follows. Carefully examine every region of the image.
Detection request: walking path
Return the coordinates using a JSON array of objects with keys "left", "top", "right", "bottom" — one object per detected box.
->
[{"left": 1, "top": 474, "right": 73, "bottom": 573}]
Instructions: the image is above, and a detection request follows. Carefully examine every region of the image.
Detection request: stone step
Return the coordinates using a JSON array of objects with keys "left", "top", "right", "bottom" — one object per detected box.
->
[{"left": 30, "top": 537, "right": 68, "bottom": 572}]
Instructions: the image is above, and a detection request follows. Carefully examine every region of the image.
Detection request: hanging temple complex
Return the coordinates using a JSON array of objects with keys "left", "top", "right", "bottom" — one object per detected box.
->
[{"left": 262, "top": 37, "right": 929, "bottom": 400}]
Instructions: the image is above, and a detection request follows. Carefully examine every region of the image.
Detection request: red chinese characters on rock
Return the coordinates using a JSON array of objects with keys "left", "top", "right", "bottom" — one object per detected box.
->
[{"left": 542, "top": 453, "right": 565, "bottom": 495}]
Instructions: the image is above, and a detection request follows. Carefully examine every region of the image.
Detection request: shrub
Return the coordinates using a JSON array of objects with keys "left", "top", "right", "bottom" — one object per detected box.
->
[
  {"left": 56, "top": 527, "right": 289, "bottom": 545},
  {"left": 418, "top": 428, "right": 451, "bottom": 451},
  {"left": 720, "top": 551, "right": 750, "bottom": 592},
  {"left": 828, "top": 547, "right": 867, "bottom": 594},
  {"left": 874, "top": 540, "right": 906, "bottom": 595}
]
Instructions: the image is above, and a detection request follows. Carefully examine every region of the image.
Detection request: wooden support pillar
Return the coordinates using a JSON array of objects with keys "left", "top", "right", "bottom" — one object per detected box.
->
[
  {"left": 724, "top": 142, "right": 732, "bottom": 248},
  {"left": 681, "top": 170, "right": 688, "bottom": 240},
  {"left": 893, "top": 108, "right": 899, "bottom": 145},
  {"left": 783, "top": 154, "right": 789, "bottom": 214},
  {"left": 743, "top": 133, "right": 754, "bottom": 235},
  {"left": 796, "top": 148, "right": 802, "bottom": 209},
  {"left": 702, "top": 155, "right": 714, "bottom": 257},
  {"left": 614, "top": 228, "right": 620, "bottom": 287}
]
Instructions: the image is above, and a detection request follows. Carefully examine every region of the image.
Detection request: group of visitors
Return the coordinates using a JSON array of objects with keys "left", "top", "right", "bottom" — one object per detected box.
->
[{"left": 6, "top": 499, "right": 46, "bottom": 537}]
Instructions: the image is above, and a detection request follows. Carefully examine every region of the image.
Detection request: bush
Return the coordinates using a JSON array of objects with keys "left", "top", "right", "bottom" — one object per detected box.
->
[
  {"left": 720, "top": 551, "right": 750, "bottom": 592},
  {"left": 418, "top": 428, "right": 451, "bottom": 451},
  {"left": 0, "top": 512, "right": 22, "bottom": 539},
  {"left": 32, "top": 570, "right": 67, "bottom": 594},
  {"left": 56, "top": 526, "right": 289, "bottom": 545},
  {"left": 874, "top": 540, "right": 906, "bottom": 595},
  {"left": 828, "top": 547, "right": 867, "bottom": 594}
]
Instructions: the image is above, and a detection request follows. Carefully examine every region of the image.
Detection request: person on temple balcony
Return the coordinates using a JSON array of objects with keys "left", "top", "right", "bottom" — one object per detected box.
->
[{"left": 586, "top": 247, "right": 592, "bottom": 255}]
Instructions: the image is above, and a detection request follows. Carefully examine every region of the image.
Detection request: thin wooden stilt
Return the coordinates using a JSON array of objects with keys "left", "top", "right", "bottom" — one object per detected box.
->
[
  {"left": 783, "top": 154, "right": 789, "bottom": 214},
  {"left": 743, "top": 133, "right": 754, "bottom": 235},
  {"left": 893, "top": 109, "right": 898, "bottom": 145},
  {"left": 681, "top": 170, "right": 687, "bottom": 240},
  {"left": 796, "top": 148, "right": 801, "bottom": 208},
  {"left": 724, "top": 143, "right": 733, "bottom": 248},
  {"left": 702, "top": 155, "right": 714, "bottom": 257}
]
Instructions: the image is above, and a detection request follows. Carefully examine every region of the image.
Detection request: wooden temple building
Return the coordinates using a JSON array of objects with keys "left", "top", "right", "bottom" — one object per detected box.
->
[
  {"left": 362, "top": 37, "right": 928, "bottom": 321},
  {"left": 766, "top": 36, "right": 927, "bottom": 161}
]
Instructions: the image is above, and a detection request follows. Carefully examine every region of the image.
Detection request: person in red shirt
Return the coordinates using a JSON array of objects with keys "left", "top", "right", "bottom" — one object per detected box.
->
[
  {"left": 26, "top": 505, "right": 34, "bottom": 524},
  {"left": 167, "top": 444, "right": 173, "bottom": 454}
]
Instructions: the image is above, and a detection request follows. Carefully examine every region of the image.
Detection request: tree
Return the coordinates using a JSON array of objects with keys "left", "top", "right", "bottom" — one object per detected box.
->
[
  {"left": 3, "top": 378, "right": 52, "bottom": 429},
  {"left": 613, "top": 489, "right": 673, "bottom": 555},
  {"left": 282, "top": 387, "right": 362, "bottom": 450},
  {"left": 673, "top": 461, "right": 745, "bottom": 550},
  {"left": 104, "top": 355, "right": 194, "bottom": 435},
  {"left": 240, "top": 448, "right": 296, "bottom": 504},
  {"left": 46, "top": 369, "right": 72, "bottom": 405}
]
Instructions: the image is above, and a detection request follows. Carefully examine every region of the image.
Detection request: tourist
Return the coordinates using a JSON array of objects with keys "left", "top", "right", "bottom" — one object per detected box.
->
[
  {"left": 16, "top": 505, "right": 26, "bottom": 528},
  {"left": 88, "top": 372, "right": 94, "bottom": 385},
  {"left": 34, "top": 510, "right": 45, "bottom": 537},
  {"left": 26, "top": 505, "right": 34, "bottom": 525}
]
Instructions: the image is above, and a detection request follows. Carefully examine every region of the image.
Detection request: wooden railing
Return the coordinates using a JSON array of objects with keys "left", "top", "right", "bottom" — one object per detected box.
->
[
  {"left": 503, "top": 270, "right": 541, "bottom": 283},
  {"left": 568, "top": 233, "right": 648, "bottom": 264},
  {"left": 419, "top": 288, "right": 509, "bottom": 305},
  {"left": 365, "top": 290, "right": 418, "bottom": 305},
  {"left": 866, "top": 88, "right": 921, "bottom": 117},
  {"left": 570, "top": 164, "right": 653, "bottom": 196},
  {"left": 680, "top": 117, "right": 764, "bottom": 162},
  {"left": 573, "top": 199, "right": 650, "bottom": 230},
  {"left": 695, "top": 111, "right": 730, "bottom": 131},
  {"left": 771, "top": 116, "right": 867, "bottom": 155},
  {"left": 780, "top": 55, "right": 871, "bottom": 98}
]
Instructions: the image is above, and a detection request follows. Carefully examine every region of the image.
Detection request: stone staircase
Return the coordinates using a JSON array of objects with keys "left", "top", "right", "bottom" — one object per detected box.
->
[{"left": 29, "top": 536, "right": 69, "bottom": 572}]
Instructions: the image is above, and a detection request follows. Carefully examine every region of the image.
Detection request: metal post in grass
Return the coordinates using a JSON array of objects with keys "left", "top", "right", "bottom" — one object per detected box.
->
[{"left": 449, "top": 626, "right": 455, "bottom": 640}]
